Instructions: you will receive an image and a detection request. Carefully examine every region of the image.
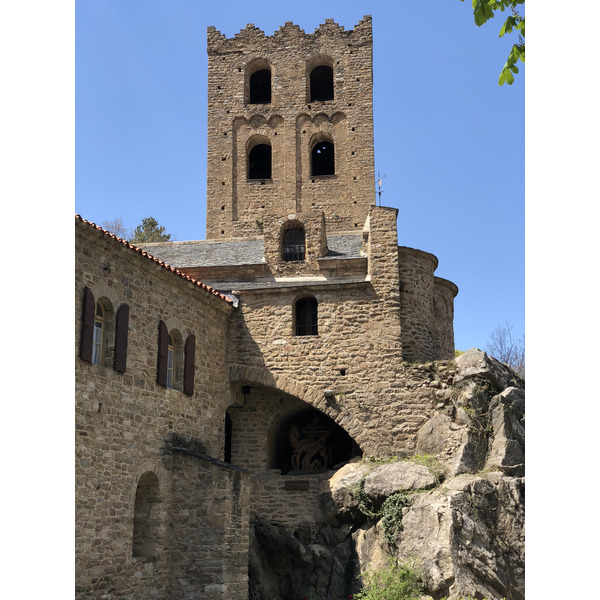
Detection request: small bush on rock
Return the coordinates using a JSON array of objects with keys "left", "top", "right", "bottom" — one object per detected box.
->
[{"left": 355, "top": 558, "right": 423, "bottom": 600}]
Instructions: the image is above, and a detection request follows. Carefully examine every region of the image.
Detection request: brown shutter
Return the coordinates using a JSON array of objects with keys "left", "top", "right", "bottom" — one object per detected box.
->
[
  {"left": 114, "top": 304, "right": 129, "bottom": 373},
  {"left": 80, "top": 286, "right": 95, "bottom": 362},
  {"left": 157, "top": 320, "right": 168, "bottom": 386},
  {"left": 183, "top": 334, "right": 196, "bottom": 396}
]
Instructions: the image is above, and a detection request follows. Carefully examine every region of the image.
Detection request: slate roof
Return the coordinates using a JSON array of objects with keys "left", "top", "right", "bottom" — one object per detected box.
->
[{"left": 140, "top": 232, "right": 364, "bottom": 268}]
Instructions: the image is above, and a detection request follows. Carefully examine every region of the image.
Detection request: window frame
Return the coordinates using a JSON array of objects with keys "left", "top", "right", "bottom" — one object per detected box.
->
[
  {"left": 282, "top": 227, "right": 306, "bottom": 262},
  {"left": 295, "top": 296, "right": 318, "bottom": 337},
  {"left": 91, "top": 300, "right": 105, "bottom": 366}
]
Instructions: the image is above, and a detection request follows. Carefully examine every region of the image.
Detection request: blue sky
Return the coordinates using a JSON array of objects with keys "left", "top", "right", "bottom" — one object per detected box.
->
[
  {"left": 74, "top": 0, "right": 525, "bottom": 354},
  {"left": 5, "top": 4, "right": 600, "bottom": 594}
]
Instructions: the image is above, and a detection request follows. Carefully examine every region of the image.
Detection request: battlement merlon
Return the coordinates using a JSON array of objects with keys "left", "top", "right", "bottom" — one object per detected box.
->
[{"left": 207, "top": 16, "right": 372, "bottom": 53}]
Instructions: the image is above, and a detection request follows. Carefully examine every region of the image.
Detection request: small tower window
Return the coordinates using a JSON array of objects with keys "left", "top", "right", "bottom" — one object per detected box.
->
[
  {"left": 310, "top": 65, "right": 334, "bottom": 101},
  {"left": 249, "top": 69, "right": 271, "bottom": 104},
  {"left": 282, "top": 227, "right": 305, "bottom": 261},
  {"left": 248, "top": 143, "right": 272, "bottom": 179},
  {"left": 295, "top": 297, "right": 318, "bottom": 336},
  {"left": 311, "top": 141, "right": 335, "bottom": 176}
]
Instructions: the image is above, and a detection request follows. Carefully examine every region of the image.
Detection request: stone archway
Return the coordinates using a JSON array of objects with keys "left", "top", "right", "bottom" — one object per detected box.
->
[{"left": 226, "top": 365, "right": 363, "bottom": 473}]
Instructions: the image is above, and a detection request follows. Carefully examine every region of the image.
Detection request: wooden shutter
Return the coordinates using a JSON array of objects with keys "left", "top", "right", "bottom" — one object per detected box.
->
[
  {"left": 157, "top": 320, "right": 168, "bottom": 386},
  {"left": 80, "top": 286, "right": 95, "bottom": 362},
  {"left": 113, "top": 304, "right": 129, "bottom": 373},
  {"left": 183, "top": 334, "right": 196, "bottom": 396}
]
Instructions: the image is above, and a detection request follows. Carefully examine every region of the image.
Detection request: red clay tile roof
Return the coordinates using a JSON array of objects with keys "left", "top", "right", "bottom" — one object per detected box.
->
[{"left": 75, "top": 215, "right": 233, "bottom": 304}]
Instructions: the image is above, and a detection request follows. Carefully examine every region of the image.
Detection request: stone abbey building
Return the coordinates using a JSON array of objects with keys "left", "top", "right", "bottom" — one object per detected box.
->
[{"left": 75, "top": 16, "right": 459, "bottom": 599}]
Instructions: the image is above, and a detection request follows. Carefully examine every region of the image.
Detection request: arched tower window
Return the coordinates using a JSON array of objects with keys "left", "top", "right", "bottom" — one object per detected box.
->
[
  {"left": 249, "top": 69, "right": 271, "bottom": 104},
  {"left": 248, "top": 143, "right": 272, "bottom": 179},
  {"left": 295, "top": 297, "right": 318, "bottom": 336},
  {"left": 310, "top": 65, "right": 334, "bottom": 101},
  {"left": 311, "top": 140, "right": 335, "bottom": 176},
  {"left": 132, "top": 472, "right": 161, "bottom": 559},
  {"left": 282, "top": 227, "right": 306, "bottom": 261}
]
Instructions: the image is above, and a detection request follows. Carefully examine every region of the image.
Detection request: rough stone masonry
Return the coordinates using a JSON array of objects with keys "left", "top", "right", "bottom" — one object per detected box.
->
[{"left": 75, "top": 15, "right": 523, "bottom": 600}]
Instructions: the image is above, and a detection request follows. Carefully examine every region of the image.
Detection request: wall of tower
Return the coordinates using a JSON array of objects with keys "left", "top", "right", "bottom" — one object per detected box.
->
[{"left": 206, "top": 17, "right": 375, "bottom": 239}]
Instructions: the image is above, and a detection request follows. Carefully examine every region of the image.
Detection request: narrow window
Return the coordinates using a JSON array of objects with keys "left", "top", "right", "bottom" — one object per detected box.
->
[
  {"left": 224, "top": 411, "right": 233, "bottom": 464},
  {"left": 183, "top": 335, "right": 196, "bottom": 396},
  {"left": 310, "top": 65, "right": 334, "bottom": 101},
  {"left": 114, "top": 304, "right": 129, "bottom": 374},
  {"left": 132, "top": 472, "right": 161, "bottom": 559},
  {"left": 166, "top": 334, "right": 175, "bottom": 389},
  {"left": 248, "top": 144, "right": 272, "bottom": 179},
  {"left": 157, "top": 320, "right": 169, "bottom": 387},
  {"left": 80, "top": 286, "right": 96, "bottom": 363},
  {"left": 311, "top": 141, "right": 334, "bottom": 176},
  {"left": 92, "top": 300, "right": 105, "bottom": 366},
  {"left": 295, "top": 297, "right": 318, "bottom": 336},
  {"left": 249, "top": 69, "right": 271, "bottom": 104},
  {"left": 282, "top": 227, "right": 306, "bottom": 261}
]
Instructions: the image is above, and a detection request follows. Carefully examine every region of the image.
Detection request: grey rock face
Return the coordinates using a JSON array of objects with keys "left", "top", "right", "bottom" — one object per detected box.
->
[{"left": 250, "top": 351, "right": 525, "bottom": 600}]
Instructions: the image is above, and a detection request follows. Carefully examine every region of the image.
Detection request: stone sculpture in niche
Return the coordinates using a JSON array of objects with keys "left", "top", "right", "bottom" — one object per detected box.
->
[{"left": 289, "top": 417, "right": 331, "bottom": 472}]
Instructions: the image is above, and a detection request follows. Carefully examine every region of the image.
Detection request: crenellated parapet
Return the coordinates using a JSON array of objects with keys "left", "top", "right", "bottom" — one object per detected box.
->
[{"left": 207, "top": 16, "right": 372, "bottom": 51}]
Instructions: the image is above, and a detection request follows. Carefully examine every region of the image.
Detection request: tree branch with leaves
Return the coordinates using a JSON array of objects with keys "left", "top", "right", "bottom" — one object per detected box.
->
[{"left": 462, "top": 0, "right": 525, "bottom": 85}]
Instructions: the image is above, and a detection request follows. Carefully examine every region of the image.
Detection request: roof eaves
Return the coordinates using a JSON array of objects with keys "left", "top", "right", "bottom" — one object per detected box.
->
[{"left": 75, "top": 215, "right": 233, "bottom": 305}]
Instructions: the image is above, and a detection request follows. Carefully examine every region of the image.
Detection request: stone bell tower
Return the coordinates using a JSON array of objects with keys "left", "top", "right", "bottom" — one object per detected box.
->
[{"left": 205, "top": 16, "right": 375, "bottom": 240}]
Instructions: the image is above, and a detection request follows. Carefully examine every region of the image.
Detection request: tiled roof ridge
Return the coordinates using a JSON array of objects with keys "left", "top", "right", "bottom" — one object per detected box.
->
[{"left": 75, "top": 215, "right": 233, "bottom": 305}]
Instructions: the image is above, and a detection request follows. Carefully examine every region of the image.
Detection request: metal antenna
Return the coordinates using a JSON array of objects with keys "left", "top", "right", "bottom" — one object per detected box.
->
[{"left": 377, "top": 172, "right": 386, "bottom": 206}]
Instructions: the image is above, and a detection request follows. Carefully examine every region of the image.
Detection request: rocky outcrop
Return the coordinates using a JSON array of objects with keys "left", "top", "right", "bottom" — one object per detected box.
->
[{"left": 249, "top": 350, "right": 525, "bottom": 600}]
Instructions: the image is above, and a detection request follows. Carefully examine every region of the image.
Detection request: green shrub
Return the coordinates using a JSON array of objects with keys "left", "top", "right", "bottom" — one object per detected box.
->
[{"left": 355, "top": 558, "right": 423, "bottom": 600}]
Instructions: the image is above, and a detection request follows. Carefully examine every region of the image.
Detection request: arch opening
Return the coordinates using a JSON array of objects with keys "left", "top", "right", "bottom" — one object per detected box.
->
[
  {"left": 132, "top": 472, "right": 161, "bottom": 559},
  {"left": 311, "top": 140, "right": 334, "bottom": 176},
  {"left": 248, "top": 143, "right": 272, "bottom": 179},
  {"left": 310, "top": 65, "right": 334, "bottom": 101},
  {"left": 270, "top": 407, "right": 362, "bottom": 475},
  {"left": 249, "top": 68, "right": 271, "bottom": 104}
]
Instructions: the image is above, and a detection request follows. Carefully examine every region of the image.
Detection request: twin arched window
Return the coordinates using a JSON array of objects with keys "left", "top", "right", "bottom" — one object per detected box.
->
[
  {"left": 247, "top": 62, "right": 334, "bottom": 105},
  {"left": 247, "top": 138, "right": 334, "bottom": 180}
]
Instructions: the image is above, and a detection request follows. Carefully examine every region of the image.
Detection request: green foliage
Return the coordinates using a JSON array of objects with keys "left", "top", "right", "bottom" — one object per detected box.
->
[
  {"left": 352, "top": 476, "right": 411, "bottom": 546},
  {"left": 355, "top": 558, "right": 424, "bottom": 600},
  {"left": 455, "top": 349, "right": 466, "bottom": 357},
  {"left": 380, "top": 493, "right": 411, "bottom": 545},
  {"left": 460, "top": 0, "right": 525, "bottom": 85},
  {"left": 129, "top": 217, "right": 172, "bottom": 244}
]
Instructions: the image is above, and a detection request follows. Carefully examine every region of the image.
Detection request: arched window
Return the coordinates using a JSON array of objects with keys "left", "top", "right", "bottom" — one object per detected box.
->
[
  {"left": 295, "top": 297, "right": 318, "bottom": 336},
  {"left": 157, "top": 322, "right": 183, "bottom": 390},
  {"left": 80, "top": 287, "right": 128, "bottom": 371},
  {"left": 92, "top": 300, "right": 105, "bottom": 366},
  {"left": 311, "top": 140, "right": 334, "bottom": 176},
  {"left": 310, "top": 65, "right": 334, "bottom": 102},
  {"left": 249, "top": 69, "right": 271, "bottom": 104},
  {"left": 248, "top": 143, "right": 272, "bottom": 179},
  {"left": 282, "top": 227, "right": 306, "bottom": 261},
  {"left": 132, "top": 472, "right": 161, "bottom": 559}
]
